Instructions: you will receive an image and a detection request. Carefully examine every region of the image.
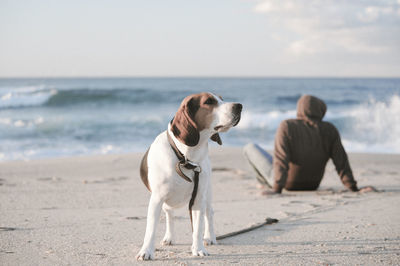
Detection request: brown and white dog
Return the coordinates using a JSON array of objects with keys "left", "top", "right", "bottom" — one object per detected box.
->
[{"left": 136, "top": 92, "right": 242, "bottom": 260}]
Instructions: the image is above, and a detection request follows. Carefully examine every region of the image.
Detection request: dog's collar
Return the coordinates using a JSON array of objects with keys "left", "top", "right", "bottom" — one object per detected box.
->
[{"left": 167, "top": 130, "right": 201, "bottom": 182}]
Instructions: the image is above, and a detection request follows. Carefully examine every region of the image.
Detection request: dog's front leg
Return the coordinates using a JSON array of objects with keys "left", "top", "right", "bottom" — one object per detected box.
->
[
  {"left": 136, "top": 195, "right": 163, "bottom": 260},
  {"left": 191, "top": 205, "right": 209, "bottom": 256},
  {"left": 161, "top": 204, "right": 174, "bottom": 245},
  {"left": 204, "top": 182, "right": 217, "bottom": 246},
  {"left": 204, "top": 203, "right": 217, "bottom": 246}
]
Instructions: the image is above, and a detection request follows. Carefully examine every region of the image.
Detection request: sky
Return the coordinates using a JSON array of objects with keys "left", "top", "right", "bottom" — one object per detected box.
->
[{"left": 0, "top": 0, "right": 399, "bottom": 77}]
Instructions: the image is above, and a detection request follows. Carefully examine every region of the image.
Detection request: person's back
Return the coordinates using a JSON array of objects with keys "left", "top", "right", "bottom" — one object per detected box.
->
[{"left": 273, "top": 95, "right": 357, "bottom": 193}]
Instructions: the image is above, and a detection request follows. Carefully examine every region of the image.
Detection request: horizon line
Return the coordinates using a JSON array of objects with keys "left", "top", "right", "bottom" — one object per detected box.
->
[{"left": 1, "top": 75, "right": 400, "bottom": 79}]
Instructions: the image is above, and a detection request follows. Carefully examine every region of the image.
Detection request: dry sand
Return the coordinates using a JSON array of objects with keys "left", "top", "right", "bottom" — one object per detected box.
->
[{"left": 1, "top": 147, "right": 400, "bottom": 265}]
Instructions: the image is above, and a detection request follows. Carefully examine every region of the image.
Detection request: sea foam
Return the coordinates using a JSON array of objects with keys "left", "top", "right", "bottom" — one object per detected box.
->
[
  {"left": 342, "top": 94, "right": 400, "bottom": 153},
  {"left": 236, "top": 95, "right": 400, "bottom": 153}
]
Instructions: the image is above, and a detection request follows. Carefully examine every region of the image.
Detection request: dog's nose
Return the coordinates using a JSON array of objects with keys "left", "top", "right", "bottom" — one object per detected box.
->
[{"left": 233, "top": 103, "right": 243, "bottom": 113}]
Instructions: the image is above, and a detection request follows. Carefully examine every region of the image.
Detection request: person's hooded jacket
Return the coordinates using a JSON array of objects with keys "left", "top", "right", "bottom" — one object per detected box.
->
[{"left": 273, "top": 95, "right": 357, "bottom": 193}]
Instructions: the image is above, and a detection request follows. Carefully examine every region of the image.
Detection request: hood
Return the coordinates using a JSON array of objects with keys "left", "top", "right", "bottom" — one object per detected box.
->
[{"left": 296, "top": 95, "right": 327, "bottom": 122}]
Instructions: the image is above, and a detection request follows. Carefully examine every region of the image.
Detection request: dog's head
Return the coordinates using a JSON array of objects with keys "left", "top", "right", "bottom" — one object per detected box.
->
[{"left": 171, "top": 92, "right": 242, "bottom": 146}]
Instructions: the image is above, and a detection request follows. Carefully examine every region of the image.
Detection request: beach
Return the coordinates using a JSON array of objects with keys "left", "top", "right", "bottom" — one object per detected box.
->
[
  {"left": 2, "top": 0, "right": 400, "bottom": 264},
  {"left": 1, "top": 148, "right": 399, "bottom": 265}
]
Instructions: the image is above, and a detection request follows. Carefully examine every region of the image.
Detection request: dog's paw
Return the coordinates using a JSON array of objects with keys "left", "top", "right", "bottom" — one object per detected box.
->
[
  {"left": 191, "top": 245, "right": 210, "bottom": 257},
  {"left": 203, "top": 238, "right": 217, "bottom": 246},
  {"left": 135, "top": 248, "right": 154, "bottom": 261},
  {"left": 161, "top": 236, "right": 173, "bottom": 246}
]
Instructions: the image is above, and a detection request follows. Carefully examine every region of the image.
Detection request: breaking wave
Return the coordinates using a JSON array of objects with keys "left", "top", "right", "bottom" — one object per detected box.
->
[
  {"left": 0, "top": 86, "right": 190, "bottom": 109},
  {"left": 238, "top": 95, "right": 400, "bottom": 153}
]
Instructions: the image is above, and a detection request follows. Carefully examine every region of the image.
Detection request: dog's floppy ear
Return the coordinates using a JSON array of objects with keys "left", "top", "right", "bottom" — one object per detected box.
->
[
  {"left": 210, "top": 133, "right": 222, "bottom": 145},
  {"left": 171, "top": 96, "right": 200, "bottom": 146}
]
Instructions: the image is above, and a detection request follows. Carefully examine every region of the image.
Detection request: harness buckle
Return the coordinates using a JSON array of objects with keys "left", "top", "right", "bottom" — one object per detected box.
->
[
  {"left": 186, "top": 159, "right": 202, "bottom": 173},
  {"left": 194, "top": 165, "right": 202, "bottom": 173}
]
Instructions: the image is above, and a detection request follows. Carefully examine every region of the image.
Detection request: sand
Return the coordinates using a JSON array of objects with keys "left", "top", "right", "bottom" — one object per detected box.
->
[{"left": 1, "top": 147, "right": 400, "bottom": 265}]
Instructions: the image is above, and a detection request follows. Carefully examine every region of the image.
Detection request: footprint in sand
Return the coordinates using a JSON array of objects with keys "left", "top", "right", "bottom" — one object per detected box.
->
[
  {"left": 288, "top": 201, "right": 322, "bottom": 211},
  {"left": 0, "top": 227, "right": 17, "bottom": 231},
  {"left": 41, "top": 207, "right": 58, "bottom": 210},
  {"left": 86, "top": 176, "right": 129, "bottom": 184},
  {"left": 212, "top": 167, "right": 245, "bottom": 176},
  {"left": 288, "top": 200, "right": 304, "bottom": 204},
  {"left": 37, "top": 177, "right": 62, "bottom": 182},
  {"left": 387, "top": 171, "right": 399, "bottom": 175},
  {"left": 0, "top": 178, "right": 18, "bottom": 187},
  {"left": 125, "top": 216, "right": 145, "bottom": 220},
  {"left": 316, "top": 189, "right": 335, "bottom": 195},
  {"left": 361, "top": 169, "right": 380, "bottom": 176},
  {"left": 279, "top": 211, "right": 296, "bottom": 218},
  {"left": 282, "top": 200, "right": 305, "bottom": 207}
]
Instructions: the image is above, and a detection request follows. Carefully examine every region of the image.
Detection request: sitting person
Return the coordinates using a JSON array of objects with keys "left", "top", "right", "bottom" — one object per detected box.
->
[{"left": 244, "top": 95, "right": 375, "bottom": 194}]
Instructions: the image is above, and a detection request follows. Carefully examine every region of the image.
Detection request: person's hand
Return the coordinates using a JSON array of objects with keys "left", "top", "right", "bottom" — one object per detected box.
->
[{"left": 358, "top": 186, "right": 378, "bottom": 193}]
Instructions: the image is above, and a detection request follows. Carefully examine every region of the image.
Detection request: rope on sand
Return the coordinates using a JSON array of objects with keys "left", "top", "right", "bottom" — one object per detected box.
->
[{"left": 216, "top": 217, "right": 279, "bottom": 240}]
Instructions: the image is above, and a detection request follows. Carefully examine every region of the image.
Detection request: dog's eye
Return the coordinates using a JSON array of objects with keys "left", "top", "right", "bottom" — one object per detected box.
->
[{"left": 204, "top": 98, "right": 216, "bottom": 105}]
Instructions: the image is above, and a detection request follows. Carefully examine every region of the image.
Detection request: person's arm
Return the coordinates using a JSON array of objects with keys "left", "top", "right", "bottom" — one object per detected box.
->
[
  {"left": 329, "top": 126, "right": 358, "bottom": 191},
  {"left": 273, "top": 121, "right": 291, "bottom": 193}
]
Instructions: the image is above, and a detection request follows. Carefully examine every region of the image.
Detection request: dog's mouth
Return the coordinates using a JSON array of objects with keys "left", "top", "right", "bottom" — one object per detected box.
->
[
  {"left": 214, "top": 115, "right": 241, "bottom": 132},
  {"left": 214, "top": 125, "right": 222, "bottom": 130}
]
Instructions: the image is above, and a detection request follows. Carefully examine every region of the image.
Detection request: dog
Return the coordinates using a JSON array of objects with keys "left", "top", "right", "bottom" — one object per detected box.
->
[{"left": 136, "top": 92, "right": 242, "bottom": 260}]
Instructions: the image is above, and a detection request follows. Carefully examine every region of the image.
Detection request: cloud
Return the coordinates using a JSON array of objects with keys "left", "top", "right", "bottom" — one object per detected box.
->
[{"left": 253, "top": 0, "right": 400, "bottom": 56}]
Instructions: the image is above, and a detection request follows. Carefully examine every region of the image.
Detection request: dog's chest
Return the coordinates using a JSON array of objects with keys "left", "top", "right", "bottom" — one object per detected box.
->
[
  {"left": 149, "top": 131, "right": 211, "bottom": 208},
  {"left": 163, "top": 166, "right": 208, "bottom": 208}
]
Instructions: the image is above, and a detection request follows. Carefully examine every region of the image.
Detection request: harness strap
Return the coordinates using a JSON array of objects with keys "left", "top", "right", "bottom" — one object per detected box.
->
[
  {"left": 188, "top": 170, "right": 200, "bottom": 231},
  {"left": 167, "top": 130, "right": 201, "bottom": 231}
]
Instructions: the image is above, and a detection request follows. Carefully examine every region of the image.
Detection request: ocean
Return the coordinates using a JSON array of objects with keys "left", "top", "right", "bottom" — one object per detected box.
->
[{"left": 1, "top": 77, "right": 399, "bottom": 161}]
